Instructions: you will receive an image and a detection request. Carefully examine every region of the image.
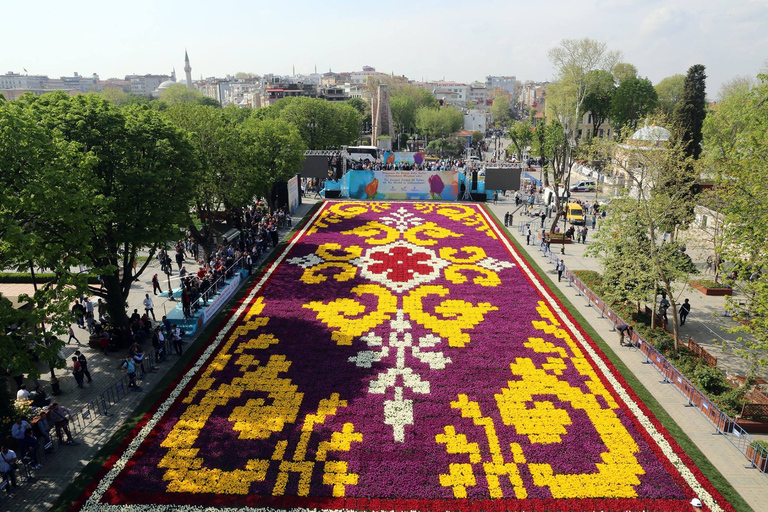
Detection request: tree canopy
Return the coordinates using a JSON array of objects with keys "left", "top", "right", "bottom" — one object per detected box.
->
[
  {"left": 611, "top": 62, "right": 638, "bottom": 85},
  {"left": 415, "top": 106, "right": 464, "bottom": 140},
  {"left": 580, "top": 69, "right": 616, "bottom": 138},
  {"left": 260, "top": 97, "right": 360, "bottom": 150},
  {"left": 609, "top": 77, "right": 658, "bottom": 133},
  {"left": 703, "top": 74, "right": 768, "bottom": 377},
  {"left": 654, "top": 74, "right": 685, "bottom": 117},
  {"left": 490, "top": 96, "right": 511, "bottom": 125},
  {"left": 672, "top": 64, "right": 707, "bottom": 160}
]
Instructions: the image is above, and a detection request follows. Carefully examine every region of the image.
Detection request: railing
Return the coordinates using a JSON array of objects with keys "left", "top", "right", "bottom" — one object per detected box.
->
[
  {"left": 165, "top": 256, "right": 246, "bottom": 332},
  {"left": 563, "top": 267, "right": 768, "bottom": 475}
]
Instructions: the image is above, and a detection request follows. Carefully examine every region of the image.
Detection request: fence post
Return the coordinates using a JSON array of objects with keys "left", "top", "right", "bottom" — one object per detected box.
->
[{"left": 660, "top": 360, "right": 671, "bottom": 384}]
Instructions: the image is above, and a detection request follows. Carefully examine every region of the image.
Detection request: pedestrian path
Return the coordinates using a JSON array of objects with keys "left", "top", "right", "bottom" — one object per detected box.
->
[
  {"left": 0, "top": 200, "right": 319, "bottom": 512},
  {"left": 485, "top": 196, "right": 768, "bottom": 510}
]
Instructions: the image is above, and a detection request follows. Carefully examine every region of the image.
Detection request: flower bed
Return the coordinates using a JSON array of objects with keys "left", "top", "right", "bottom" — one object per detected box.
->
[
  {"left": 690, "top": 279, "right": 733, "bottom": 296},
  {"left": 74, "top": 202, "right": 734, "bottom": 512}
]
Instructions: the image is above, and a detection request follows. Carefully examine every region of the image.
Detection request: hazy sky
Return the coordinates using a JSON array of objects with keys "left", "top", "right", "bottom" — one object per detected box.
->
[{"left": 3, "top": 0, "right": 767, "bottom": 96}]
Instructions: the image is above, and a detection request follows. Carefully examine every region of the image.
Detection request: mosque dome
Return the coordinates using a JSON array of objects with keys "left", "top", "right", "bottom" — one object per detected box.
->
[
  {"left": 157, "top": 80, "right": 176, "bottom": 92},
  {"left": 629, "top": 125, "right": 671, "bottom": 142}
]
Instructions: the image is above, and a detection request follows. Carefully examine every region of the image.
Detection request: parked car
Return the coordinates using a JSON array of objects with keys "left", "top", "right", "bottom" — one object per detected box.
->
[{"left": 570, "top": 180, "right": 596, "bottom": 192}]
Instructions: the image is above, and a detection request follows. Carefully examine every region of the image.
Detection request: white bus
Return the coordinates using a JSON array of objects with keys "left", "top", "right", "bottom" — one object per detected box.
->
[{"left": 345, "top": 146, "right": 379, "bottom": 163}]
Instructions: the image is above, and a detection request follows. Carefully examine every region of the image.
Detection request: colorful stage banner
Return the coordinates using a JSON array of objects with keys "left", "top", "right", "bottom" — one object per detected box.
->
[
  {"left": 346, "top": 170, "right": 458, "bottom": 201},
  {"left": 380, "top": 151, "right": 425, "bottom": 165}
]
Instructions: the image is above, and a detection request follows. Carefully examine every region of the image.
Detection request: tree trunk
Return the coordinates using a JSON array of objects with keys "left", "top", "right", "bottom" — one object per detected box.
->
[{"left": 102, "top": 272, "right": 129, "bottom": 328}]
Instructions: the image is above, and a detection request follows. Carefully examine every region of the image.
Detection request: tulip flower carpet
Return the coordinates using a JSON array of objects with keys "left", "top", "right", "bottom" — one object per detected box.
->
[{"left": 76, "top": 202, "right": 734, "bottom": 511}]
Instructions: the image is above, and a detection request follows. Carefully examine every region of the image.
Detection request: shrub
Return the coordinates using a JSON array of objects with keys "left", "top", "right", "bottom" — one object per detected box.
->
[
  {"left": 693, "top": 365, "right": 730, "bottom": 395},
  {"left": 0, "top": 272, "right": 99, "bottom": 284}
]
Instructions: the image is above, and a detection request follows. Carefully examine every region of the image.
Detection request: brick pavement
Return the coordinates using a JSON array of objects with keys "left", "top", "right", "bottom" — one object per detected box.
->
[{"left": 0, "top": 199, "right": 319, "bottom": 512}]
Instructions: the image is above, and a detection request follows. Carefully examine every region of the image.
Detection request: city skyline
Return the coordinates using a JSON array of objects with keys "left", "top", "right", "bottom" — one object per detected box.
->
[{"left": 2, "top": 0, "right": 767, "bottom": 96}]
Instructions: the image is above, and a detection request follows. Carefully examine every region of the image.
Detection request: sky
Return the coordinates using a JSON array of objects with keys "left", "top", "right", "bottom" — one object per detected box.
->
[{"left": 2, "top": 0, "right": 767, "bottom": 96}]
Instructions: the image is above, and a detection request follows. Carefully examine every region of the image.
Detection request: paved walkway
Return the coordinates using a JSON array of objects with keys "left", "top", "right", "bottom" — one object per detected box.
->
[
  {"left": 485, "top": 195, "right": 768, "bottom": 510},
  {"left": 0, "top": 200, "right": 318, "bottom": 512}
]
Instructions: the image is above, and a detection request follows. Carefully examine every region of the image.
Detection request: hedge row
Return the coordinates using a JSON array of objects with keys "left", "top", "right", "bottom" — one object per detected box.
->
[{"left": 0, "top": 272, "right": 100, "bottom": 284}]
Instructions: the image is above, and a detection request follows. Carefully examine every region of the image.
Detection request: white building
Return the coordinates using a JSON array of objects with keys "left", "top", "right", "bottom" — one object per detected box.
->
[{"left": 464, "top": 109, "right": 488, "bottom": 132}]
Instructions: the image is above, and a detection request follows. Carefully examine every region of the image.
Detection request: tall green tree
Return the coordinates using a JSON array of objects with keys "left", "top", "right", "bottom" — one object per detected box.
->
[
  {"left": 265, "top": 97, "right": 361, "bottom": 150},
  {"left": 242, "top": 117, "right": 307, "bottom": 211},
  {"left": 163, "top": 103, "right": 259, "bottom": 258},
  {"left": 703, "top": 74, "right": 768, "bottom": 378},
  {"left": 0, "top": 95, "right": 93, "bottom": 375},
  {"left": 31, "top": 92, "right": 199, "bottom": 327},
  {"left": 507, "top": 120, "right": 534, "bottom": 162},
  {"left": 581, "top": 69, "right": 616, "bottom": 138},
  {"left": 415, "top": 107, "right": 463, "bottom": 140},
  {"left": 547, "top": 38, "right": 622, "bottom": 134},
  {"left": 610, "top": 77, "right": 658, "bottom": 133},
  {"left": 611, "top": 62, "right": 638, "bottom": 85},
  {"left": 590, "top": 134, "right": 698, "bottom": 348},
  {"left": 672, "top": 64, "right": 707, "bottom": 160},
  {"left": 654, "top": 74, "right": 685, "bottom": 116},
  {"left": 490, "top": 96, "right": 511, "bottom": 125}
]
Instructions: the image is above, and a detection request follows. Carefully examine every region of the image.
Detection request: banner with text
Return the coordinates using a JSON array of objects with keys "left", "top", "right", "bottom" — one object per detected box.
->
[
  {"left": 287, "top": 175, "right": 300, "bottom": 213},
  {"left": 346, "top": 170, "right": 458, "bottom": 201}
]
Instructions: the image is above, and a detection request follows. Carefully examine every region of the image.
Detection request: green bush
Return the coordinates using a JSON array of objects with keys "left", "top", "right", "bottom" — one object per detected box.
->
[
  {"left": 693, "top": 365, "right": 730, "bottom": 395},
  {"left": 0, "top": 272, "right": 100, "bottom": 284},
  {"left": 713, "top": 387, "right": 748, "bottom": 417},
  {"left": 572, "top": 270, "right": 605, "bottom": 296}
]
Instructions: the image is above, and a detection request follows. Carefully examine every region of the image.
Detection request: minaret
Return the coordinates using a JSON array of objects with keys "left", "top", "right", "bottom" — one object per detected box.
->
[
  {"left": 171, "top": 68, "right": 176, "bottom": 82},
  {"left": 184, "top": 49, "right": 192, "bottom": 88}
]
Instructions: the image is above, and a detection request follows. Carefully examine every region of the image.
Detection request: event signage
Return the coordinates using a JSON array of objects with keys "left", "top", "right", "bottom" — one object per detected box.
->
[{"left": 346, "top": 170, "right": 458, "bottom": 201}]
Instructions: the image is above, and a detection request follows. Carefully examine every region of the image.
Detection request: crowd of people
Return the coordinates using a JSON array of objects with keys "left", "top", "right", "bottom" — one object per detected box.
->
[
  {"left": 2, "top": 403, "right": 76, "bottom": 497},
  {"left": 346, "top": 158, "right": 468, "bottom": 172}
]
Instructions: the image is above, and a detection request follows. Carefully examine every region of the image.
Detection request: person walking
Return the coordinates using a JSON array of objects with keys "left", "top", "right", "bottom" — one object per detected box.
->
[
  {"left": 493, "top": 191, "right": 498, "bottom": 205},
  {"left": 67, "top": 325, "right": 81, "bottom": 345},
  {"left": 152, "top": 273, "right": 162, "bottom": 295},
  {"left": 526, "top": 226, "right": 532, "bottom": 246},
  {"left": 540, "top": 210, "right": 546, "bottom": 229},
  {"left": 557, "top": 259, "right": 565, "bottom": 282},
  {"left": 75, "top": 350, "right": 92, "bottom": 383},
  {"left": 679, "top": 298, "right": 691, "bottom": 325},
  {"left": 71, "top": 356, "right": 84, "bottom": 389},
  {"left": 504, "top": 212, "right": 509, "bottom": 227},
  {"left": 581, "top": 226, "right": 588, "bottom": 244},
  {"left": 143, "top": 294, "right": 156, "bottom": 321}
]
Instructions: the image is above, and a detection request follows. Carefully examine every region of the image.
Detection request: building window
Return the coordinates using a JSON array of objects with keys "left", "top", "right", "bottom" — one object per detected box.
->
[
  {"left": 578, "top": 129, "right": 583, "bottom": 138},
  {"left": 599, "top": 129, "right": 604, "bottom": 138}
]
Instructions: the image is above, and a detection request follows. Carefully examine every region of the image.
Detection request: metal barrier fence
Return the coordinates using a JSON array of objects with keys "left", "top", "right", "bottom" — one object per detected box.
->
[
  {"left": 163, "top": 256, "right": 245, "bottom": 332},
  {"left": 562, "top": 267, "right": 768, "bottom": 474}
]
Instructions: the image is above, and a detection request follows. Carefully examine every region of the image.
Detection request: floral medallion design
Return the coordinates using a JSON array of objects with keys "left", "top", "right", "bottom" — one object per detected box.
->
[{"left": 75, "top": 201, "right": 735, "bottom": 512}]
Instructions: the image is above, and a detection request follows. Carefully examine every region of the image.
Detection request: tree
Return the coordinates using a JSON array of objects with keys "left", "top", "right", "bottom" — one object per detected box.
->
[
  {"left": 507, "top": 120, "right": 534, "bottom": 162},
  {"left": 589, "top": 133, "right": 698, "bottom": 349},
  {"left": 580, "top": 70, "right": 616, "bottom": 138},
  {"left": 703, "top": 74, "right": 768, "bottom": 377},
  {"left": 672, "top": 64, "right": 707, "bottom": 160},
  {"left": 31, "top": 92, "right": 199, "bottom": 328},
  {"left": 490, "top": 96, "right": 511, "bottom": 125},
  {"left": 415, "top": 107, "right": 463, "bottom": 140},
  {"left": 0, "top": 95, "right": 93, "bottom": 375},
  {"left": 391, "top": 95, "right": 417, "bottom": 137},
  {"left": 611, "top": 62, "right": 638, "bottom": 85},
  {"left": 610, "top": 77, "right": 658, "bottom": 133},
  {"left": 267, "top": 97, "right": 360, "bottom": 150},
  {"left": 655, "top": 74, "right": 685, "bottom": 116},
  {"left": 548, "top": 38, "right": 622, "bottom": 134},
  {"left": 163, "top": 103, "right": 259, "bottom": 259},
  {"left": 532, "top": 119, "right": 579, "bottom": 233},
  {"left": 242, "top": 117, "right": 307, "bottom": 211},
  {"left": 159, "top": 83, "right": 220, "bottom": 108}
]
